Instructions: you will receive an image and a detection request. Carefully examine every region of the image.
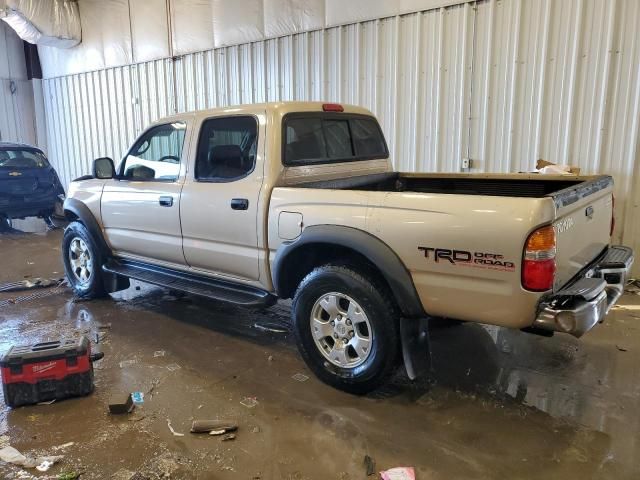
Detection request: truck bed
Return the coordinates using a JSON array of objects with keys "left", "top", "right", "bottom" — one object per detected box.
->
[{"left": 295, "top": 172, "right": 590, "bottom": 199}]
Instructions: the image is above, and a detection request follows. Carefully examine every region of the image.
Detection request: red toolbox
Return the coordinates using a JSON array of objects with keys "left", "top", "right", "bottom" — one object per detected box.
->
[{"left": 0, "top": 336, "right": 103, "bottom": 408}]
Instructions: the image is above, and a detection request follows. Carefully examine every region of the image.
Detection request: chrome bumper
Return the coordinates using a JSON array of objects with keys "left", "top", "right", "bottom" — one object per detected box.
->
[{"left": 533, "top": 245, "right": 634, "bottom": 337}]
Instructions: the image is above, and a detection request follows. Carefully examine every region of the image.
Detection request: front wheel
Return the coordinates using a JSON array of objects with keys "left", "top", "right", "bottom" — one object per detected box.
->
[
  {"left": 292, "top": 265, "right": 400, "bottom": 394},
  {"left": 62, "top": 222, "right": 107, "bottom": 298}
]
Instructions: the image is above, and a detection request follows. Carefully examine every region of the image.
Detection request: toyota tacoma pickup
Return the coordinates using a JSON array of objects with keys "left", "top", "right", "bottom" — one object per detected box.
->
[{"left": 62, "top": 101, "right": 634, "bottom": 393}]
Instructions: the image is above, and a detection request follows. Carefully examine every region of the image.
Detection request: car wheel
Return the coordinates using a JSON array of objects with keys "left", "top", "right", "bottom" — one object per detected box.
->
[
  {"left": 0, "top": 215, "right": 10, "bottom": 232},
  {"left": 62, "top": 221, "right": 107, "bottom": 298},
  {"left": 292, "top": 264, "right": 400, "bottom": 394}
]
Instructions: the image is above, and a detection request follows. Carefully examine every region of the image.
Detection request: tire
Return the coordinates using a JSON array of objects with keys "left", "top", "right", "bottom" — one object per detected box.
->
[
  {"left": 0, "top": 215, "right": 10, "bottom": 232},
  {"left": 292, "top": 264, "right": 400, "bottom": 394},
  {"left": 62, "top": 221, "right": 107, "bottom": 298}
]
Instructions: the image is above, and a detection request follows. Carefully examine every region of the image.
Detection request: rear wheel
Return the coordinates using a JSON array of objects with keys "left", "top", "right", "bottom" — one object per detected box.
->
[
  {"left": 0, "top": 215, "right": 10, "bottom": 232},
  {"left": 292, "top": 264, "right": 400, "bottom": 394},
  {"left": 62, "top": 221, "right": 107, "bottom": 298}
]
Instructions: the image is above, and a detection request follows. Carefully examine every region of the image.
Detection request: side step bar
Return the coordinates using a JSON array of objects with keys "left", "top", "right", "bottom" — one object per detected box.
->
[{"left": 103, "top": 259, "right": 277, "bottom": 308}]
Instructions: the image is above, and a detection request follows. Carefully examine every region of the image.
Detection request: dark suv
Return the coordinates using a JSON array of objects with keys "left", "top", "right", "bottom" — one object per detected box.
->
[{"left": 0, "top": 142, "right": 65, "bottom": 229}]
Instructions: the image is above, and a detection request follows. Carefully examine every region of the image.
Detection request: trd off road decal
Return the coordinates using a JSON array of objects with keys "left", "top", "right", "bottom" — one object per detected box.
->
[{"left": 418, "top": 247, "right": 516, "bottom": 272}]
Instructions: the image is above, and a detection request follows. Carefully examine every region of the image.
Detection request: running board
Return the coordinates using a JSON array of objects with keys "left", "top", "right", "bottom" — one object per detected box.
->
[{"left": 103, "top": 260, "right": 277, "bottom": 308}]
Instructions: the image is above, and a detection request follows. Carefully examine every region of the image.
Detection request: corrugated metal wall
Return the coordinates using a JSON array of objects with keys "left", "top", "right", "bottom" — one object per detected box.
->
[
  {"left": 42, "top": 0, "right": 640, "bottom": 271},
  {"left": 0, "top": 22, "right": 37, "bottom": 146}
]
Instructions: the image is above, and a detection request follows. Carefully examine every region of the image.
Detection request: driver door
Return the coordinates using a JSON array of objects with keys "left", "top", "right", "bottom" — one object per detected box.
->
[{"left": 101, "top": 121, "right": 189, "bottom": 267}]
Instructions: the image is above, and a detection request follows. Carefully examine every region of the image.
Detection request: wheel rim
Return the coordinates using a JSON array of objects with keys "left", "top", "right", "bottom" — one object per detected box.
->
[
  {"left": 68, "top": 237, "right": 93, "bottom": 286},
  {"left": 310, "top": 292, "right": 373, "bottom": 368}
]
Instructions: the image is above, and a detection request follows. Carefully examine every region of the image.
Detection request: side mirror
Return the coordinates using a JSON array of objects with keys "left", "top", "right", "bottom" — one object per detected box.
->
[{"left": 93, "top": 157, "right": 115, "bottom": 179}]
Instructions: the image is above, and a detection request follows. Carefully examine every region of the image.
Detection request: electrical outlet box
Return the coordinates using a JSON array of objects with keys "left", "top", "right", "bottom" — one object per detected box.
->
[{"left": 461, "top": 158, "right": 471, "bottom": 169}]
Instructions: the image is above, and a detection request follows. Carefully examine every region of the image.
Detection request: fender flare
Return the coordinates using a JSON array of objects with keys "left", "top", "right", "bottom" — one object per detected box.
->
[
  {"left": 273, "top": 225, "right": 426, "bottom": 318},
  {"left": 63, "top": 198, "right": 111, "bottom": 257}
]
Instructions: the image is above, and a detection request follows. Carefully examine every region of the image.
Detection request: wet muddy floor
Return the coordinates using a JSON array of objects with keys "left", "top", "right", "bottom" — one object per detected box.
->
[{"left": 0, "top": 221, "right": 639, "bottom": 479}]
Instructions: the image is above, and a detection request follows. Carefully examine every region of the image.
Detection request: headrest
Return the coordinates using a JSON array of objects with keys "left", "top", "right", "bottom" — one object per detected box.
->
[{"left": 211, "top": 145, "right": 243, "bottom": 168}]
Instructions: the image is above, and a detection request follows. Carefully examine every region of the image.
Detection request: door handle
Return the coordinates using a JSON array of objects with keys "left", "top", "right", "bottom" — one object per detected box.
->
[
  {"left": 159, "top": 196, "right": 174, "bottom": 207},
  {"left": 230, "top": 198, "right": 249, "bottom": 210}
]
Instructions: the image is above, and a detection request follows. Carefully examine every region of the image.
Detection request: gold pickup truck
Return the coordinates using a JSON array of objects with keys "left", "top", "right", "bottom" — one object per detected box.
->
[{"left": 62, "top": 102, "right": 634, "bottom": 393}]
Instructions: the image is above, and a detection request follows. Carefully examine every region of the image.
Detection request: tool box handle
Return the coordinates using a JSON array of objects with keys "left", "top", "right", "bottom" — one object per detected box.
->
[{"left": 32, "top": 341, "right": 61, "bottom": 351}]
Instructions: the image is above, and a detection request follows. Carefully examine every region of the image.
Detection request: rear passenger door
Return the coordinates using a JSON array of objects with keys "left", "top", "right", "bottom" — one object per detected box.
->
[
  {"left": 101, "top": 121, "right": 188, "bottom": 266},
  {"left": 180, "top": 114, "right": 264, "bottom": 282}
]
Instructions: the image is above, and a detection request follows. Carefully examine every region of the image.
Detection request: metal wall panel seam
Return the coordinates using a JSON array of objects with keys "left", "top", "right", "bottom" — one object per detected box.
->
[
  {"left": 479, "top": 0, "right": 495, "bottom": 172},
  {"left": 561, "top": 0, "right": 584, "bottom": 166},
  {"left": 592, "top": 0, "right": 617, "bottom": 173},
  {"left": 533, "top": 0, "right": 551, "bottom": 165},
  {"left": 504, "top": 0, "right": 521, "bottom": 172}
]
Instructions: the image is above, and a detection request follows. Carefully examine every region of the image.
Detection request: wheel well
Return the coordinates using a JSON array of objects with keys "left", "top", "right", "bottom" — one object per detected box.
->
[
  {"left": 64, "top": 209, "right": 79, "bottom": 222},
  {"left": 276, "top": 242, "right": 395, "bottom": 303}
]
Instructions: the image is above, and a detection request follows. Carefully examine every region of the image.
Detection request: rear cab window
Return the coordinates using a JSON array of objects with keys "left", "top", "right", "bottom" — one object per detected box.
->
[{"left": 283, "top": 113, "right": 388, "bottom": 166}]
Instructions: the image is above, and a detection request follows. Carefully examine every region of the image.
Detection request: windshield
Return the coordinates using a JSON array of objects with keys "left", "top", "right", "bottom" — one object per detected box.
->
[{"left": 0, "top": 149, "right": 49, "bottom": 169}]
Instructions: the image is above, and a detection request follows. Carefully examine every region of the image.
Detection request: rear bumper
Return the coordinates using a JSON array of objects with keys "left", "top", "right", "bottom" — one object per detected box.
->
[
  {"left": 0, "top": 193, "right": 64, "bottom": 219},
  {"left": 533, "top": 245, "right": 634, "bottom": 337}
]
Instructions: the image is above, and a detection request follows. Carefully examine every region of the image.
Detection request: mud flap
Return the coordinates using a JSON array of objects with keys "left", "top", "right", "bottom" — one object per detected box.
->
[{"left": 400, "top": 317, "right": 431, "bottom": 380}]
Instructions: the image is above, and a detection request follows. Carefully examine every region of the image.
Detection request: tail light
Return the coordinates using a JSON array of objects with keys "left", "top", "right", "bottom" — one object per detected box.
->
[
  {"left": 610, "top": 194, "right": 615, "bottom": 237},
  {"left": 522, "top": 225, "right": 556, "bottom": 291}
]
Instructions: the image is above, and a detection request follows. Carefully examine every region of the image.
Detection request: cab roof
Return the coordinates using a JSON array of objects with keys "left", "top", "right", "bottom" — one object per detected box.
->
[{"left": 153, "top": 101, "right": 376, "bottom": 125}]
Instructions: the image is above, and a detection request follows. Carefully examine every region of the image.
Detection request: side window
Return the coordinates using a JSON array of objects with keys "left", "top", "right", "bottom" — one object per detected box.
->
[
  {"left": 122, "top": 122, "right": 186, "bottom": 181},
  {"left": 195, "top": 116, "right": 258, "bottom": 181},
  {"left": 284, "top": 114, "right": 388, "bottom": 166}
]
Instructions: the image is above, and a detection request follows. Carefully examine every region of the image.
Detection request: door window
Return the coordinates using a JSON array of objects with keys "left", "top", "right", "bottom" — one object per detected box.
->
[
  {"left": 122, "top": 122, "right": 186, "bottom": 181},
  {"left": 195, "top": 116, "right": 258, "bottom": 181}
]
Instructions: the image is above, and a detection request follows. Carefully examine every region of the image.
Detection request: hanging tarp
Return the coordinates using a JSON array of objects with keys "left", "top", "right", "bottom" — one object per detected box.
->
[{"left": 0, "top": 0, "right": 81, "bottom": 48}]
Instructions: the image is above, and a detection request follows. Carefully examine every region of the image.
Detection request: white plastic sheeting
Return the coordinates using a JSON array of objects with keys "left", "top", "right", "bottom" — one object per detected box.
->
[
  {"left": 37, "top": 0, "right": 463, "bottom": 78},
  {"left": 0, "top": 0, "right": 80, "bottom": 48},
  {"left": 41, "top": 0, "right": 640, "bottom": 274},
  {"left": 0, "top": 21, "right": 36, "bottom": 145}
]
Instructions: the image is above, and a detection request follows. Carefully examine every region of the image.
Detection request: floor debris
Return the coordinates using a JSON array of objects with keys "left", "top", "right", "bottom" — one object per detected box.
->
[
  {"left": 35, "top": 459, "right": 55, "bottom": 472},
  {"left": 57, "top": 472, "right": 81, "bottom": 480},
  {"left": 153, "top": 350, "right": 166, "bottom": 357},
  {"left": 625, "top": 279, "right": 640, "bottom": 294},
  {"left": 119, "top": 359, "right": 138, "bottom": 368},
  {"left": 131, "top": 392, "right": 144, "bottom": 404},
  {"left": 616, "top": 345, "right": 628, "bottom": 352},
  {"left": 253, "top": 322, "right": 289, "bottom": 334},
  {"left": 52, "top": 442, "right": 75, "bottom": 451},
  {"left": 190, "top": 420, "right": 238, "bottom": 434},
  {"left": 221, "top": 433, "right": 236, "bottom": 441},
  {"left": 240, "top": 397, "right": 259, "bottom": 408},
  {"left": 109, "top": 394, "right": 135, "bottom": 414},
  {"left": 166, "top": 363, "right": 181, "bottom": 371},
  {"left": 364, "top": 455, "right": 376, "bottom": 476},
  {"left": 380, "top": 467, "right": 416, "bottom": 480},
  {"left": 292, "top": 373, "right": 309, "bottom": 382},
  {"left": 0, "top": 277, "right": 63, "bottom": 292},
  {"left": 167, "top": 419, "right": 185, "bottom": 437},
  {"left": 0, "top": 445, "right": 63, "bottom": 470}
]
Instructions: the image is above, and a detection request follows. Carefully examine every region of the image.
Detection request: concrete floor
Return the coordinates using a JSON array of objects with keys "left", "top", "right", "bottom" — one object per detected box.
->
[{"left": 0, "top": 221, "right": 639, "bottom": 479}]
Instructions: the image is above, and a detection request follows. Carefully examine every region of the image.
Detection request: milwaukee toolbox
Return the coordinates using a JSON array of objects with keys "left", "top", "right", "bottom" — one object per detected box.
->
[{"left": 0, "top": 336, "right": 103, "bottom": 408}]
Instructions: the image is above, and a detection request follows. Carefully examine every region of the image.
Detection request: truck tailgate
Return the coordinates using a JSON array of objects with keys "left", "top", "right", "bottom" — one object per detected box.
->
[{"left": 551, "top": 176, "right": 613, "bottom": 290}]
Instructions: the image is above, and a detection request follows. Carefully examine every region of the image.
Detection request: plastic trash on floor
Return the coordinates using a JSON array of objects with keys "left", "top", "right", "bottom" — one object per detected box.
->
[{"left": 380, "top": 467, "right": 416, "bottom": 480}]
